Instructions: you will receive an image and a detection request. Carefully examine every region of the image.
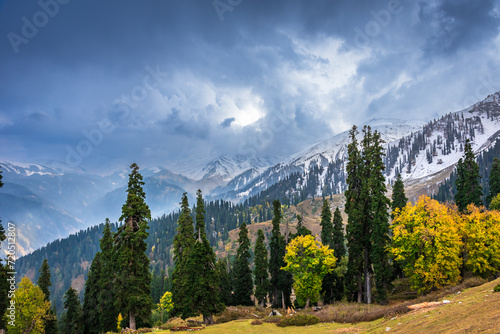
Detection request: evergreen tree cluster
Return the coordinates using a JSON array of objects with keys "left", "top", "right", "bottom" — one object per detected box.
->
[{"left": 344, "top": 126, "right": 391, "bottom": 304}]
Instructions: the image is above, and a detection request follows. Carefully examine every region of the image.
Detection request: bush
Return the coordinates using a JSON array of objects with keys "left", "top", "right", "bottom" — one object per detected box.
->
[
  {"left": 277, "top": 314, "right": 320, "bottom": 327},
  {"left": 463, "top": 277, "right": 487, "bottom": 288},
  {"left": 215, "top": 306, "right": 268, "bottom": 324},
  {"left": 263, "top": 316, "right": 282, "bottom": 324},
  {"left": 251, "top": 320, "right": 263, "bottom": 325},
  {"left": 494, "top": 284, "right": 500, "bottom": 293}
]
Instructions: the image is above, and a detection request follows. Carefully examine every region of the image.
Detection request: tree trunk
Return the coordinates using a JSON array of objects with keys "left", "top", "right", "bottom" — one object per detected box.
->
[
  {"left": 203, "top": 315, "right": 214, "bottom": 325},
  {"left": 305, "top": 297, "right": 310, "bottom": 309},
  {"left": 357, "top": 275, "right": 363, "bottom": 303},
  {"left": 364, "top": 248, "right": 371, "bottom": 304},
  {"left": 129, "top": 312, "right": 136, "bottom": 330},
  {"left": 282, "top": 291, "right": 285, "bottom": 310}
]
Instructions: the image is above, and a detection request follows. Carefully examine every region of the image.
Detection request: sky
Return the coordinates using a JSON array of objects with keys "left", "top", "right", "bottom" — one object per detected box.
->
[{"left": 1, "top": 0, "right": 500, "bottom": 173}]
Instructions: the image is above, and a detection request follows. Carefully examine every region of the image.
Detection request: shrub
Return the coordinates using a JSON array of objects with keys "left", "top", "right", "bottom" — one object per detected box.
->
[
  {"left": 251, "top": 320, "right": 263, "bottom": 325},
  {"left": 263, "top": 316, "right": 282, "bottom": 324},
  {"left": 277, "top": 314, "right": 320, "bottom": 327},
  {"left": 494, "top": 284, "right": 500, "bottom": 293},
  {"left": 463, "top": 277, "right": 487, "bottom": 288},
  {"left": 215, "top": 306, "right": 268, "bottom": 324}
]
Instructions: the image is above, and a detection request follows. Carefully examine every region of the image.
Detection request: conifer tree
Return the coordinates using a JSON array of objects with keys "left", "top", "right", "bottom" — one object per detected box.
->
[
  {"left": 293, "top": 214, "right": 311, "bottom": 237},
  {"left": 185, "top": 190, "right": 221, "bottom": 324},
  {"left": 391, "top": 174, "right": 408, "bottom": 217},
  {"left": 320, "top": 199, "right": 333, "bottom": 246},
  {"left": 61, "top": 287, "right": 82, "bottom": 334},
  {"left": 215, "top": 257, "right": 232, "bottom": 307},
  {"left": 455, "top": 139, "right": 482, "bottom": 212},
  {"left": 114, "top": 163, "right": 152, "bottom": 330},
  {"left": 37, "top": 259, "right": 57, "bottom": 334},
  {"left": 254, "top": 229, "right": 271, "bottom": 307},
  {"left": 487, "top": 158, "right": 500, "bottom": 206},
  {"left": 269, "top": 200, "right": 293, "bottom": 308},
  {"left": 83, "top": 253, "right": 102, "bottom": 334},
  {"left": 369, "top": 131, "right": 391, "bottom": 304},
  {"left": 320, "top": 199, "right": 336, "bottom": 304},
  {"left": 330, "top": 207, "right": 346, "bottom": 301},
  {"left": 345, "top": 126, "right": 365, "bottom": 303},
  {"left": 232, "top": 222, "right": 253, "bottom": 306},
  {"left": 173, "top": 193, "right": 195, "bottom": 318},
  {"left": 98, "top": 219, "right": 119, "bottom": 332}
]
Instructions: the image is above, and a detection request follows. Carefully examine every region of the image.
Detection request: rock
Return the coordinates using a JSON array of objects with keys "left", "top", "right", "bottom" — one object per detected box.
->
[
  {"left": 390, "top": 317, "right": 397, "bottom": 320},
  {"left": 268, "top": 310, "right": 283, "bottom": 317},
  {"left": 386, "top": 327, "right": 391, "bottom": 331},
  {"left": 442, "top": 300, "right": 451, "bottom": 304}
]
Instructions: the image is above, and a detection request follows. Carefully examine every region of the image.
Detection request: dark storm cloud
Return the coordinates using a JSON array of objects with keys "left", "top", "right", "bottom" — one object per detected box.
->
[
  {"left": 220, "top": 117, "right": 236, "bottom": 128},
  {"left": 1, "top": 0, "right": 499, "bottom": 171}
]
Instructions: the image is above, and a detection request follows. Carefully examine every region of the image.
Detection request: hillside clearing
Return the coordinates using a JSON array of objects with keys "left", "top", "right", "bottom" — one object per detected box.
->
[{"left": 147, "top": 278, "right": 500, "bottom": 333}]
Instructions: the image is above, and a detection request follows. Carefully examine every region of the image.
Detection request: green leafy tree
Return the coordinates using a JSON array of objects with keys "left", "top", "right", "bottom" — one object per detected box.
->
[
  {"left": 98, "top": 219, "right": 119, "bottom": 332},
  {"left": 254, "top": 229, "right": 271, "bottom": 307},
  {"left": 391, "top": 196, "right": 462, "bottom": 294},
  {"left": 487, "top": 158, "right": 500, "bottom": 206},
  {"left": 157, "top": 291, "right": 173, "bottom": 323},
  {"left": 37, "top": 259, "right": 57, "bottom": 334},
  {"left": 391, "top": 174, "right": 408, "bottom": 217},
  {"left": 232, "top": 222, "right": 253, "bottom": 306},
  {"left": 172, "top": 193, "right": 195, "bottom": 318},
  {"left": 269, "top": 200, "right": 292, "bottom": 308},
  {"left": 185, "top": 190, "right": 221, "bottom": 324},
  {"left": 462, "top": 205, "right": 500, "bottom": 278},
  {"left": 455, "top": 139, "right": 482, "bottom": 212},
  {"left": 83, "top": 253, "right": 102, "bottom": 334},
  {"left": 7, "top": 277, "right": 51, "bottom": 334},
  {"left": 491, "top": 193, "right": 500, "bottom": 211},
  {"left": 60, "top": 287, "right": 82, "bottom": 334},
  {"left": 282, "top": 235, "right": 336, "bottom": 308},
  {"left": 114, "top": 163, "right": 153, "bottom": 330}
]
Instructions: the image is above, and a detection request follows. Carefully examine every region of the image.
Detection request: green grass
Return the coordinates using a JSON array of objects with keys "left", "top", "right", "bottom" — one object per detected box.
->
[{"left": 145, "top": 278, "right": 500, "bottom": 333}]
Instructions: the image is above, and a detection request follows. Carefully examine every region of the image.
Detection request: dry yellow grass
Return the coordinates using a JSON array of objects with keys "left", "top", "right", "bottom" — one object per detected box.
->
[{"left": 147, "top": 278, "right": 500, "bottom": 333}]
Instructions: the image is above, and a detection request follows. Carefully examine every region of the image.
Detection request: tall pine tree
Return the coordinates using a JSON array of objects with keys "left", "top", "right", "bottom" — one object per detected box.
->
[
  {"left": 99, "top": 219, "right": 119, "bottom": 332},
  {"left": 269, "top": 200, "right": 292, "bottom": 308},
  {"left": 83, "top": 253, "right": 102, "bottom": 334},
  {"left": 292, "top": 214, "right": 311, "bottom": 238},
  {"left": 172, "top": 193, "right": 195, "bottom": 318},
  {"left": 330, "top": 207, "right": 346, "bottom": 302},
  {"left": 455, "top": 139, "right": 482, "bottom": 212},
  {"left": 60, "top": 287, "right": 82, "bottom": 334},
  {"left": 368, "top": 131, "right": 391, "bottom": 304},
  {"left": 114, "top": 163, "right": 152, "bottom": 330},
  {"left": 215, "top": 257, "right": 232, "bottom": 307},
  {"left": 320, "top": 199, "right": 336, "bottom": 304},
  {"left": 487, "top": 158, "right": 500, "bottom": 206},
  {"left": 254, "top": 229, "right": 271, "bottom": 307},
  {"left": 391, "top": 174, "right": 408, "bottom": 217},
  {"left": 37, "top": 259, "right": 57, "bottom": 334},
  {"left": 186, "top": 190, "right": 221, "bottom": 324},
  {"left": 345, "top": 125, "right": 365, "bottom": 303},
  {"left": 232, "top": 222, "right": 253, "bottom": 306}
]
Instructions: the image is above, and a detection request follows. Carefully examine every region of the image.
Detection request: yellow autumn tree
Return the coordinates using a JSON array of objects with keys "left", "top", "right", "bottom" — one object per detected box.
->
[
  {"left": 391, "top": 196, "right": 462, "bottom": 294},
  {"left": 281, "top": 235, "right": 336, "bottom": 308},
  {"left": 462, "top": 205, "right": 500, "bottom": 278},
  {"left": 7, "top": 277, "right": 51, "bottom": 334}
]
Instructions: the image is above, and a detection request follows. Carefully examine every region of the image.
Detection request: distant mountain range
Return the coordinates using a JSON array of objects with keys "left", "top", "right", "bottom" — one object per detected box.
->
[{"left": 2, "top": 91, "right": 500, "bottom": 254}]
